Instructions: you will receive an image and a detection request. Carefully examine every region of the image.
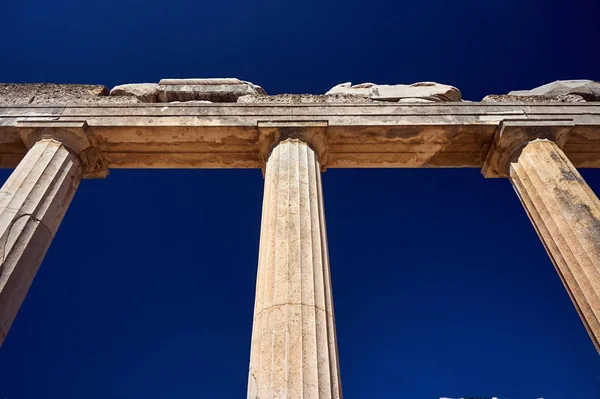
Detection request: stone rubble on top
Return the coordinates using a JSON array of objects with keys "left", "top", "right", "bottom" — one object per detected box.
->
[
  {"left": 325, "top": 81, "right": 462, "bottom": 102},
  {"left": 510, "top": 80, "right": 600, "bottom": 100},
  {"left": 109, "top": 78, "right": 266, "bottom": 103},
  {"left": 483, "top": 80, "right": 600, "bottom": 103},
  {"left": 0, "top": 78, "right": 598, "bottom": 105},
  {"left": 109, "top": 83, "right": 159, "bottom": 103}
]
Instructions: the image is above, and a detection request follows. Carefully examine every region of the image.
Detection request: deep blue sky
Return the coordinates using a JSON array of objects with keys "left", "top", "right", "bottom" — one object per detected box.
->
[{"left": 1, "top": 0, "right": 600, "bottom": 398}]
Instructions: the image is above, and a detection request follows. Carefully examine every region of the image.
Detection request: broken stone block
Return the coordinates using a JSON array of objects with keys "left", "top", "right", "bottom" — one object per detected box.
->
[
  {"left": 325, "top": 81, "right": 461, "bottom": 102},
  {"left": 508, "top": 80, "right": 600, "bottom": 101},
  {"left": 398, "top": 97, "right": 436, "bottom": 103},
  {"left": 371, "top": 82, "right": 461, "bottom": 102},
  {"left": 243, "top": 81, "right": 267, "bottom": 95},
  {"left": 325, "top": 82, "right": 371, "bottom": 97},
  {"left": 156, "top": 78, "right": 263, "bottom": 102},
  {"left": 109, "top": 83, "right": 159, "bottom": 103}
]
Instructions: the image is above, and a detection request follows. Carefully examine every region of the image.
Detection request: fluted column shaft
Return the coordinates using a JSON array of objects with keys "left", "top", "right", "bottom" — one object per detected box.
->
[
  {"left": 510, "top": 139, "right": 600, "bottom": 351},
  {"left": 0, "top": 138, "right": 83, "bottom": 346},
  {"left": 248, "top": 139, "right": 342, "bottom": 399}
]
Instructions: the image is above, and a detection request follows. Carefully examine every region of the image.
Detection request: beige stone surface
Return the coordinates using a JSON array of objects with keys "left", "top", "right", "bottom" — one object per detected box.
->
[
  {"left": 1, "top": 102, "right": 600, "bottom": 170},
  {"left": 157, "top": 78, "right": 260, "bottom": 102},
  {"left": 325, "top": 81, "right": 461, "bottom": 101},
  {"left": 371, "top": 82, "right": 461, "bottom": 102},
  {"left": 482, "top": 93, "right": 587, "bottom": 103},
  {"left": 509, "top": 139, "right": 600, "bottom": 351},
  {"left": 0, "top": 138, "right": 83, "bottom": 346},
  {"left": 0, "top": 83, "right": 110, "bottom": 105},
  {"left": 481, "top": 120, "right": 573, "bottom": 178},
  {"left": 109, "top": 83, "right": 158, "bottom": 103},
  {"left": 158, "top": 78, "right": 244, "bottom": 85},
  {"left": 509, "top": 79, "right": 600, "bottom": 101},
  {"left": 248, "top": 139, "right": 342, "bottom": 398},
  {"left": 17, "top": 121, "right": 109, "bottom": 179},
  {"left": 237, "top": 93, "right": 376, "bottom": 103},
  {"left": 325, "top": 82, "right": 371, "bottom": 97}
]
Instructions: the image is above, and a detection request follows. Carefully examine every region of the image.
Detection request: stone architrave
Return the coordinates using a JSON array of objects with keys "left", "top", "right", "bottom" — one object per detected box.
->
[
  {"left": 483, "top": 120, "right": 600, "bottom": 351},
  {"left": 0, "top": 121, "right": 106, "bottom": 347},
  {"left": 247, "top": 123, "right": 342, "bottom": 398}
]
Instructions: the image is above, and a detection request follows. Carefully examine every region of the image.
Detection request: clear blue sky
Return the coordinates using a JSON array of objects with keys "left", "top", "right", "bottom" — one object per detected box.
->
[{"left": 1, "top": 0, "right": 600, "bottom": 398}]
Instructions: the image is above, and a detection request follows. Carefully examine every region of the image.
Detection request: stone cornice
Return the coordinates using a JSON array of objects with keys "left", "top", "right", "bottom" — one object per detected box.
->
[{"left": 16, "top": 121, "right": 108, "bottom": 178}]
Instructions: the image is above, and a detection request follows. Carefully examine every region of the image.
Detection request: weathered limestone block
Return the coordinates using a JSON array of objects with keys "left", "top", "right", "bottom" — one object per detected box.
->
[
  {"left": 237, "top": 93, "right": 374, "bottom": 104},
  {"left": 157, "top": 78, "right": 263, "bottom": 102},
  {"left": 248, "top": 139, "right": 342, "bottom": 399},
  {"left": 109, "top": 83, "right": 159, "bottom": 103},
  {"left": 325, "top": 82, "right": 372, "bottom": 97},
  {"left": 509, "top": 80, "right": 600, "bottom": 101},
  {"left": 243, "top": 81, "right": 267, "bottom": 95},
  {"left": 0, "top": 83, "right": 109, "bottom": 105},
  {"left": 371, "top": 82, "right": 461, "bottom": 102},
  {"left": 0, "top": 139, "right": 84, "bottom": 346},
  {"left": 325, "top": 81, "right": 461, "bottom": 102},
  {"left": 398, "top": 97, "right": 436, "bottom": 103},
  {"left": 482, "top": 93, "right": 587, "bottom": 103},
  {"left": 167, "top": 100, "right": 213, "bottom": 104}
]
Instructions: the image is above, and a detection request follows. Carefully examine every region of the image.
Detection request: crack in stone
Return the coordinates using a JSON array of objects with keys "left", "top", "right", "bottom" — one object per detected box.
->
[
  {"left": 0, "top": 212, "right": 44, "bottom": 273},
  {"left": 248, "top": 369, "right": 259, "bottom": 399},
  {"left": 254, "top": 302, "right": 331, "bottom": 319}
]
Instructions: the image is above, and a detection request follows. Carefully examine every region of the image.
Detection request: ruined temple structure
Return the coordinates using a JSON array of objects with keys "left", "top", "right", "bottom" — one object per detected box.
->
[{"left": 1, "top": 78, "right": 600, "bottom": 398}]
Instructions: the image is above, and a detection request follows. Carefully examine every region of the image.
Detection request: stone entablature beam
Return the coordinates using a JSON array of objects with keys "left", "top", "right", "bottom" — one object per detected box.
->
[
  {"left": 483, "top": 120, "right": 600, "bottom": 351},
  {"left": 0, "top": 121, "right": 106, "bottom": 347},
  {"left": 1, "top": 103, "right": 600, "bottom": 170}
]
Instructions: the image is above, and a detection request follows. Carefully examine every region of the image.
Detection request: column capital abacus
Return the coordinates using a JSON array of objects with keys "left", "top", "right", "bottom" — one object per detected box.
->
[
  {"left": 16, "top": 120, "right": 108, "bottom": 178},
  {"left": 257, "top": 120, "right": 329, "bottom": 175},
  {"left": 481, "top": 119, "right": 574, "bottom": 178}
]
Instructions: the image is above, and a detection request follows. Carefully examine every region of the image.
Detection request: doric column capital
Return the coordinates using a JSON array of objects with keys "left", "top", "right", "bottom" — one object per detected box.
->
[
  {"left": 16, "top": 120, "right": 108, "bottom": 178},
  {"left": 481, "top": 119, "right": 574, "bottom": 178},
  {"left": 257, "top": 121, "right": 329, "bottom": 175}
]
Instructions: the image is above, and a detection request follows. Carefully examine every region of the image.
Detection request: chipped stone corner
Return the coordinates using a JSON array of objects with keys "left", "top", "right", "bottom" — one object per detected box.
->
[
  {"left": 16, "top": 120, "right": 108, "bottom": 179},
  {"left": 481, "top": 119, "right": 575, "bottom": 178},
  {"left": 257, "top": 121, "right": 329, "bottom": 176}
]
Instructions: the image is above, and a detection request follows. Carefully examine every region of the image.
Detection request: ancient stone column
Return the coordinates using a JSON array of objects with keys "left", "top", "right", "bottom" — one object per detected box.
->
[
  {"left": 248, "top": 128, "right": 342, "bottom": 398},
  {"left": 0, "top": 122, "right": 106, "bottom": 347},
  {"left": 483, "top": 120, "right": 600, "bottom": 352}
]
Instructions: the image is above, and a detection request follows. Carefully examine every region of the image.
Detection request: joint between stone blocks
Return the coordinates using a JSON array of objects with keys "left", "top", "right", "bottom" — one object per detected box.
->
[
  {"left": 16, "top": 120, "right": 109, "bottom": 179},
  {"left": 481, "top": 119, "right": 575, "bottom": 178},
  {"left": 257, "top": 121, "right": 329, "bottom": 176}
]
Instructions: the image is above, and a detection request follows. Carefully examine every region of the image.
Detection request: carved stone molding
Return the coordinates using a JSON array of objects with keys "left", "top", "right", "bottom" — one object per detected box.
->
[
  {"left": 257, "top": 121, "right": 329, "bottom": 175},
  {"left": 482, "top": 119, "right": 575, "bottom": 178},
  {"left": 16, "top": 120, "right": 108, "bottom": 178}
]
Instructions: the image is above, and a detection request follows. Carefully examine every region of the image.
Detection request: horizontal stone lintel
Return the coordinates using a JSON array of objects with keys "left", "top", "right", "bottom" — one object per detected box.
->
[{"left": 0, "top": 102, "right": 599, "bottom": 170}]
